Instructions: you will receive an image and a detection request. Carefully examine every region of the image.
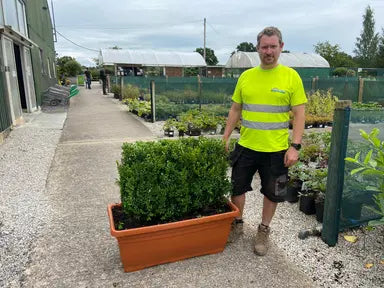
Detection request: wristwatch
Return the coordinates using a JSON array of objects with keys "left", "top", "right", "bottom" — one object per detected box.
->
[{"left": 291, "top": 143, "right": 302, "bottom": 151}]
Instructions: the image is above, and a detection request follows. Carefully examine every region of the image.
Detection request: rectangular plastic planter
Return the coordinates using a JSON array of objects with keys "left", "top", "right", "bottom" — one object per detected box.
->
[{"left": 108, "top": 202, "right": 240, "bottom": 272}]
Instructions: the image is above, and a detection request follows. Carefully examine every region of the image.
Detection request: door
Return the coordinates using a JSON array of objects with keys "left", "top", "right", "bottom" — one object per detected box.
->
[
  {"left": 2, "top": 36, "right": 22, "bottom": 124},
  {"left": 22, "top": 47, "right": 37, "bottom": 112}
]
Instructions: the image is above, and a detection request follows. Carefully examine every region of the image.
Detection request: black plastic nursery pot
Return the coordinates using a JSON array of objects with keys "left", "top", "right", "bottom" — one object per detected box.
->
[
  {"left": 285, "top": 180, "right": 302, "bottom": 203},
  {"left": 299, "top": 193, "right": 316, "bottom": 215}
]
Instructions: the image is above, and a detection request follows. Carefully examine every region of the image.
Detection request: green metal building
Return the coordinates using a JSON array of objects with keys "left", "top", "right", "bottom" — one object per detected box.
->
[
  {"left": 25, "top": 0, "right": 57, "bottom": 106},
  {"left": 0, "top": 0, "right": 56, "bottom": 142}
]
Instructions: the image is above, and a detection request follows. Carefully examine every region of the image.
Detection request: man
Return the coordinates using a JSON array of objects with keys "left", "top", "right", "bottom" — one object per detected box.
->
[
  {"left": 84, "top": 68, "right": 91, "bottom": 89},
  {"left": 99, "top": 68, "right": 107, "bottom": 95},
  {"left": 223, "top": 27, "right": 307, "bottom": 256}
]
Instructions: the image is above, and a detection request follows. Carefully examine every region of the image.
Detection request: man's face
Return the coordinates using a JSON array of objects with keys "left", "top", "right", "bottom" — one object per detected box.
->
[{"left": 257, "top": 35, "right": 284, "bottom": 69}]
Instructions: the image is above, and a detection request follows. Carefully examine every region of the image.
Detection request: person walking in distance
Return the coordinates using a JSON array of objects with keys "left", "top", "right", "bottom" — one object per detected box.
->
[
  {"left": 84, "top": 68, "right": 91, "bottom": 89},
  {"left": 99, "top": 68, "right": 107, "bottom": 95},
  {"left": 223, "top": 27, "right": 307, "bottom": 256}
]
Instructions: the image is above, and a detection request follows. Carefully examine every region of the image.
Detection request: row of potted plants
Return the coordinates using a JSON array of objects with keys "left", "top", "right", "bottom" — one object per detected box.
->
[
  {"left": 162, "top": 109, "right": 227, "bottom": 137},
  {"left": 286, "top": 131, "right": 331, "bottom": 222}
]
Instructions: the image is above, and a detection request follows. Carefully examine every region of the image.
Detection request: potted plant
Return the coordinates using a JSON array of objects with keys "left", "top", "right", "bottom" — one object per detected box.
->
[
  {"left": 163, "top": 118, "right": 176, "bottom": 137},
  {"left": 299, "top": 166, "right": 326, "bottom": 215},
  {"left": 111, "top": 84, "right": 121, "bottom": 99},
  {"left": 174, "top": 120, "right": 188, "bottom": 137},
  {"left": 108, "top": 137, "right": 240, "bottom": 272},
  {"left": 286, "top": 162, "right": 306, "bottom": 203}
]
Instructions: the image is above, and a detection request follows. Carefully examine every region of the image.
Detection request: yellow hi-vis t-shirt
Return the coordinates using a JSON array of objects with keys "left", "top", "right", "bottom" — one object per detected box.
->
[{"left": 232, "top": 64, "right": 307, "bottom": 152}]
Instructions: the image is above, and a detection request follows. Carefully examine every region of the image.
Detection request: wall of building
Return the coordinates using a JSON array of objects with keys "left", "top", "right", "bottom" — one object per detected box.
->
[
  {"left": 25, "top": 0, "right": 57, "bottom": 106},
  {"left": 164, "top": 67, "right": 183, "bottom": 77},
  {"left": 206, "top": 67, "right": 224, "bottom": 78}
]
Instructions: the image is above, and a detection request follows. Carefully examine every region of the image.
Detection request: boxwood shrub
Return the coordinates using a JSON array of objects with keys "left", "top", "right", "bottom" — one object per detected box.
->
[{"left": 117, "top": 137, "right": 232, "bottom": 226}]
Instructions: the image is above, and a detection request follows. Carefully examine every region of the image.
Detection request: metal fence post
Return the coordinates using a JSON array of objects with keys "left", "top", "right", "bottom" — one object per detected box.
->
[
  {"left": 119, "top": 76, "right": 123, "bottom": 101},
  {"left": 197, "top": 74, "right": 202, "bottom": 111},
  {"left": 322, "top": 100, "right": 352, "bottom": 246},
  {"left": 150, "top": 80, "right": 156, "bottom": 123}
]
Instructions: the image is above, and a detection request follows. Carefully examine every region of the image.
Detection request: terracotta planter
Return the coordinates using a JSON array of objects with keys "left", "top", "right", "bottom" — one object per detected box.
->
[{"left": 108, "top": 202, "right": 240, "bottom": 272}]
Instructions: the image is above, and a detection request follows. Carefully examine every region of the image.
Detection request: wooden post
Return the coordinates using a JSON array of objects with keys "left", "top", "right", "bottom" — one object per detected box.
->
[
  {"left": 358, "top": 78, "right": 364, "bottom": 103},
  {"left": 150, "top": 80, "right": 156, "bottom": 123},
  {"left": 322, "top": 100, "right": 351, "bottom": 246}
]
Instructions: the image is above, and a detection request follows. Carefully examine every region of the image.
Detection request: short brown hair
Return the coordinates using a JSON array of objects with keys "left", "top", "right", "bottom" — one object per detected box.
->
[{"left": 256, "top": 27, "right": 283, "bottom": 48}]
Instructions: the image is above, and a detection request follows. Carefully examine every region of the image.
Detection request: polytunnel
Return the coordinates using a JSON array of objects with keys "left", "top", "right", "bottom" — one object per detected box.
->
[
  {"left": 99, "top": 49, "right": 206, "bottom": 67},
  {"left": 225, "top": 52, "right": 329, "bottom": 68}
]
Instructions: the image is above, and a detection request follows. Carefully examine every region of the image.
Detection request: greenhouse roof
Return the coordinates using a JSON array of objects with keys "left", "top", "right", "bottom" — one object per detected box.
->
[
  {"left": 225, "top": 52, "right": 330, "bottom": 68},
  {"left": 99, "top": 49, "right": 206, "bottom": 67}
]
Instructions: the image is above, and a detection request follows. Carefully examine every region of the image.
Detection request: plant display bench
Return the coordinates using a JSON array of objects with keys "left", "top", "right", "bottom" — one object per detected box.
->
[{"left": 108, "top": 202, "right": 239, "bottom": 272}]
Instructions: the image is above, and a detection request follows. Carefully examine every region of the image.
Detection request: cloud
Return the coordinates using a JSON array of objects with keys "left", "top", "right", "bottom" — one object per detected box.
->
[{"left": 52, "top": 0, "right": 384, "bottom": 66}]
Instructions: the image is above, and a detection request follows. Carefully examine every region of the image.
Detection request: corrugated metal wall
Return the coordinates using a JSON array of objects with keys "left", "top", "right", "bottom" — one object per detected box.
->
[
  {"left": 0, "top": 74, "right": 11, "bottom": 133},
  {"left": 25, "top": 0, "right": 57, "bottom": 106}
]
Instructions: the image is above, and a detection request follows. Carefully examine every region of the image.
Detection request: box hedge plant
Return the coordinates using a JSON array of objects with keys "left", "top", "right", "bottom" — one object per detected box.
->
[{"left": 117, "top": 137, "right": 232, "bottom": 227}]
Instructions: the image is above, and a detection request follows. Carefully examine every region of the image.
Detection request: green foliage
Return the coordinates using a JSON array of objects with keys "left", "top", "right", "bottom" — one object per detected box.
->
[
  {"left": 236, "top": 42, "right": 256, "bottom": 52},
  {"left": 350, "top": 102, "right": 384, "bottom": 123},
  {"left": 179, "top": 109, "right": 223, "bottom": 131},
  {"left": 195, "top": 47, "right": 218, "bottom": 65},
  {"left": 122, "top": 84, "right": 140, "bottom": 100},
  {"left": 345, "top": 128, "right": 384, "bottom": 226},
  {"left": 314, "top": 41, "right": 357, "bottom": 67},
  {"left": 305, "top": 90, "right": 338, "bottom": 123},
  {"left": 332, "top": 67, "right": 356, "bottom": 77},
  {"left": 376, "top": 28, "right": 384, "bottom": 68},
  {"left": 117, "top": 138, "right": 232, "bottom": 225},
  {"left": 110, "top": 84, "right": 121, "bottom": 96},
  {"left": 354, "top": 5, "right": 380, "bottom": 67},
  {"left": 56, "top": 56, "right": 82, "bottom": 77},
  {"left": 124, "top": 98, "right": 151, "bottom": 117}
]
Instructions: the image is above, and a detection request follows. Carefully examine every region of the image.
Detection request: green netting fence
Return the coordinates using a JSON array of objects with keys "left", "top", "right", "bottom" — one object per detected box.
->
[
  {"left": 340, "top": 110, "right": 384, "bottom": 230},
  {"left": 322, "top": 104, "right": 383, "bottom": 246},
  {"left": 111, "top": 76, "right": 384, "bottom": 120}
]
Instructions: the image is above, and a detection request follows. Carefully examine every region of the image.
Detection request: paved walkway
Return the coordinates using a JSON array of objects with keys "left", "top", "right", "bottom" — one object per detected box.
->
[{"left": 16, "top": 84, "right": 314, "bottom": 287}]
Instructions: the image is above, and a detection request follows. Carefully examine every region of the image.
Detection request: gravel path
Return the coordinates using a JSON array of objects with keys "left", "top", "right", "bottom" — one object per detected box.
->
[{"left": 0, "top": 111, "right": 66, "bottom": 287}]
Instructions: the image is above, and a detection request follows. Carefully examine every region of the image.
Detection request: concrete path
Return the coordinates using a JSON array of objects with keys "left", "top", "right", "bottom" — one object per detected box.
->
[{"left": 21, "top": 84, "right": 315, "bottom": 287}]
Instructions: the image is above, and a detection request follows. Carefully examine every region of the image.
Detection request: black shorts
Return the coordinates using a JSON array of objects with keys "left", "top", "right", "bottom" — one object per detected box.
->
[{"left": 229, "top": 143, "right": 288, "bottom": 203}]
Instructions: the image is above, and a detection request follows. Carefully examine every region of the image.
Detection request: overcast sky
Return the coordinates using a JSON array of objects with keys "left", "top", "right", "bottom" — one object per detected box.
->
[{"left": 51, "top": 0, "right": 384, "bottom": 67}]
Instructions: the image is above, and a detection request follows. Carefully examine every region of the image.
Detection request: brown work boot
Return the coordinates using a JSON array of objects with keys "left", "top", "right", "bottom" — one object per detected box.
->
[
  {"left": 254, "top": 224, "right": 270, "bottom": 256},
  {"left": 227, "top": 219, "right": 243, "bottom": 243}
]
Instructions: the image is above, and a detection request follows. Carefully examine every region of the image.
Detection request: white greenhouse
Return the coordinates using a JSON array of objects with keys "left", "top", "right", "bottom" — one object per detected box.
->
[
  {"left": 99, "top": 49, "right": 206, "bottom": 77},
  {"left": 225, "top": 52, "right": 330, "bottom": 68}
]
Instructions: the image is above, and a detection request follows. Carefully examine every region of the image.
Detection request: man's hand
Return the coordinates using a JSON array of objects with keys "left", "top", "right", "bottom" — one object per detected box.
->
[
  {"left": 223, "top": 137, "right": 230, "bottom": 152},
  {"left": 284, "top": 147, "right": 299, "bottom": 167}
]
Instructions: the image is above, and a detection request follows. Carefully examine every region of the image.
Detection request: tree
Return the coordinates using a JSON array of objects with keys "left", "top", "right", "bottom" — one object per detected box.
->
[
  {"left": 354, "top": 5, "right": 379, "bottom": 67},
  {"left": 314, "top": 41, "right": 357, "bottom": 67},
  {"left": 195, "top": 47, "right": 218, "bottom": 65},
  {"left": 56, "top": 56, "right": 82, "bottom": 77},
  {"left": 376, "top": 28, "right": 384, "bottom": 68},
  {"left": 236, "top": 42, "right": 256, "bottom": 52}
]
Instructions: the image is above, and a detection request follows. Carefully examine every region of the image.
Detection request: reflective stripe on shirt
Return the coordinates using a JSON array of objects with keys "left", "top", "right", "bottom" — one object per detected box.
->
[
  {"left": 242, "top": 103, "right": 290, "bottom": 113},
  {"left": 242, "top": 119, "right": 290, "bottom": 130}
]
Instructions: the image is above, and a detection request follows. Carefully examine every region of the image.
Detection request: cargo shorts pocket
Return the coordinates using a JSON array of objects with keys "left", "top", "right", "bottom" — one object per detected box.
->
[
  {"left": 270, "top": 151, "right": 288, "bottom": 197},
  {"left": 229, "top": 144, "right": 243, "bottom": 167}
]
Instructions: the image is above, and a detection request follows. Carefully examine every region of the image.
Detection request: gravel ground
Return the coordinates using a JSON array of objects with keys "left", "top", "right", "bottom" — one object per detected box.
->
[
  {"left": 0, "top": 111, "right": 65, "bottom": 287},
  {"left": 1, "top": 105, "right": 383, "bottom": 287},
  {"left": 135, "top": 113, "right": 384, "bottom": 288}
]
